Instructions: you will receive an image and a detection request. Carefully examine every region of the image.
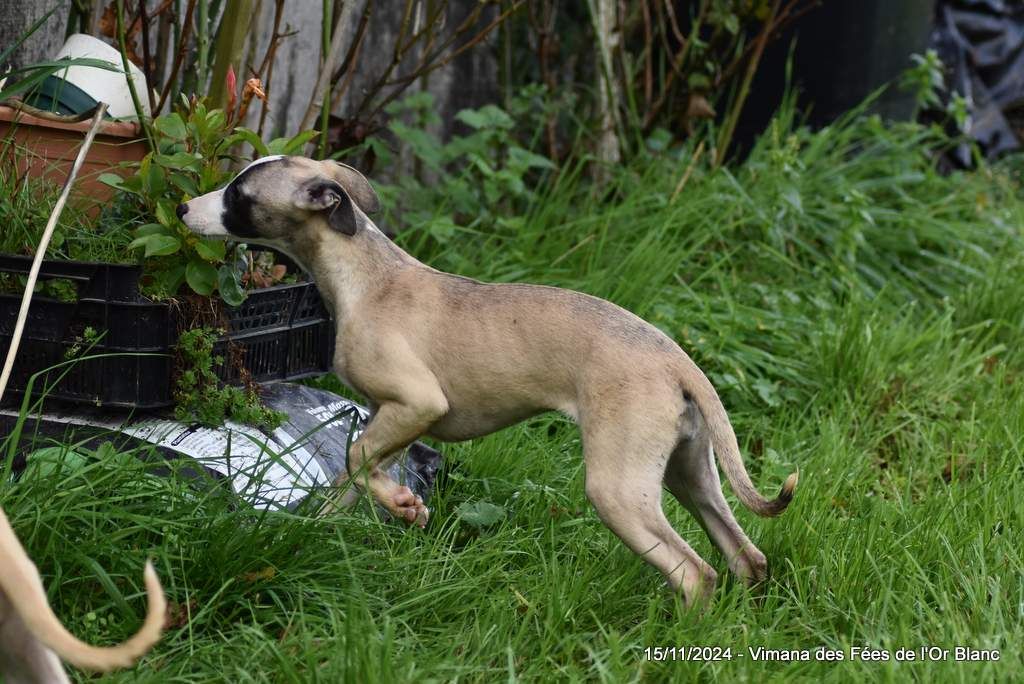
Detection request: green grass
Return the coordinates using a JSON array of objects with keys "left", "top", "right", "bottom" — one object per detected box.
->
[
  {"left": 0, "top": 146, "right": 135, "bottom": 264},
  {"left": 2, "top": 107, "right": 1023, "bottom": 682}
]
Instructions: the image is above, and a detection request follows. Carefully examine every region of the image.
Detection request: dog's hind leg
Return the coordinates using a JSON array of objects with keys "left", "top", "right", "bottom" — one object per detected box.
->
[
  {"left": 581, "top": 420, "right": 717, "bottom": 606},
  {"left": 664, "top": 430, "right": 768, "bottom": 585}
]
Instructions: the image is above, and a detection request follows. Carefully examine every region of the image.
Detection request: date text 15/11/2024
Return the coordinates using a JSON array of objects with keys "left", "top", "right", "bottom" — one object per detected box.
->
[{"left": 643, "top": 646, "right": 1001, "bottom": 662}]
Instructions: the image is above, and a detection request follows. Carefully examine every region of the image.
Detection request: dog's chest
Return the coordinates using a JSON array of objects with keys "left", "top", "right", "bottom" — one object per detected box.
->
[
  {"left": 330, "top": 344, "right": 374, "bottom": 399},
  {"left": 330, "top": 352, "right": 357, "bottom": 392}
]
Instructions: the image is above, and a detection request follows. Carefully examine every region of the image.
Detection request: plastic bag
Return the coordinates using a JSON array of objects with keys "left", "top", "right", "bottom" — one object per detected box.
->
[
  {"left": 931, "top": 0, "right": 1024, "bottom": 162},
  {"left": 1, "top": 383, "right": 442, "bottom": 512}
]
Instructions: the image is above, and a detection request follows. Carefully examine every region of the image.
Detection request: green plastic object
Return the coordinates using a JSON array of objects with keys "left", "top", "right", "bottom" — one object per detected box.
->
[{"left": 21, "top": 75, "right": 99, "bottom": 116}]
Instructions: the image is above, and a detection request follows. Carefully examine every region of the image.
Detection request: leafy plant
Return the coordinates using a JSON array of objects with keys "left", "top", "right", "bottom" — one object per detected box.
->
[
  {"left": 101, "top": 99, "right": 316, "bottom": 303},
  {"left": 174, "top": 327, "right": 284, "bottom": 429},
  {"left": 901, "top": 49, "right": 972, "bottom": 137},
  {"left": 901, "top": 49, "right": 946, "bottom": 114},
  {"left": 356, "top": 92, "right": 556, "bottom": 243},
  {"left": 456, "top": 500, "right": 507, "bottom": 529},
  {"left": 62, "top": 326, "right": 101, "bottom": 360}
]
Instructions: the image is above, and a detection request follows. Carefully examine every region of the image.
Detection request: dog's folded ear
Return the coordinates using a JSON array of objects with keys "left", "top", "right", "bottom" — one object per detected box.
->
[
  {"left": 293, "top": 179, "right": 359, "bottom": 236},
  {"left": 329, "top": 162, "right": 380, "bottom": 215}
]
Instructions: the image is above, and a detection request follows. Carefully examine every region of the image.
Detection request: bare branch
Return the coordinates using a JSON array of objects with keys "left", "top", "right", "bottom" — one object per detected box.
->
[
  {"left": 299, "top": 1, "right": 358, "bottom": 133},
  {"left": 155, "top": 0, "right": 198, "bottom": 114}
]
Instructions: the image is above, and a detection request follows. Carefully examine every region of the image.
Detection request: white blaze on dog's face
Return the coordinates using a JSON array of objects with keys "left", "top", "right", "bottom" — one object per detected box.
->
[{"left": 176, "top": 156, "right": 381, "bottom": 252}]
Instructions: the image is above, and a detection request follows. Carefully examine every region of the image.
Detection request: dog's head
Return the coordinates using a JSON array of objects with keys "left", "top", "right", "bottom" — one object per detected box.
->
[{"left": 176, "top": 156, "right": 381, "bottom": 249}]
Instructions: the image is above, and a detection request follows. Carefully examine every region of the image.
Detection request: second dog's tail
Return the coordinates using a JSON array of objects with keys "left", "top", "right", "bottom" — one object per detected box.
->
[
  {"left": 0, "top": 507, "right": 165, "bottom": 672},
  {"left": 679, "top": 359, "right": 798, "bottom": 517}
]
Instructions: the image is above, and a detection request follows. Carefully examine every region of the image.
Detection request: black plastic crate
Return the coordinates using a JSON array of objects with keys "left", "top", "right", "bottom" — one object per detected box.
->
[{"left": 0, "top": 254, "right": 334, "bottom": 409}]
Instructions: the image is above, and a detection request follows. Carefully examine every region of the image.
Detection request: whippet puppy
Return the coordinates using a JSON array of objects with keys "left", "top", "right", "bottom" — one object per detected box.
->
[{"left": 177, "top": 155, "right": 797, "bottom": 605}]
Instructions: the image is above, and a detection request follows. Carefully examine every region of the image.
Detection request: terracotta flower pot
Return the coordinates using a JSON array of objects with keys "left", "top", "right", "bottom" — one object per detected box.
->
[{"left": 0, "top": 104, "right": 148, "bottom": 210}]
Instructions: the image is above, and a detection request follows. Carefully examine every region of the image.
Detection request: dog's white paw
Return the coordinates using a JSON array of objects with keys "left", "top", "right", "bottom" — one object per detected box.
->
[{"left": 392, "top": 486, "right": 429, "bottom": 528}]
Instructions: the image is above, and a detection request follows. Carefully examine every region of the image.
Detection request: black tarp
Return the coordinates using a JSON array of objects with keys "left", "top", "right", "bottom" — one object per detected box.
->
[{"left": 931, "top": 0, "right": 1024, "bottom": 162}]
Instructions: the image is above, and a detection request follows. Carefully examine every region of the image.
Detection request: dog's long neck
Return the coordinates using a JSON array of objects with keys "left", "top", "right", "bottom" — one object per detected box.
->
[{"left": 295, "top": 222, "right": 420, "bottom": 323}]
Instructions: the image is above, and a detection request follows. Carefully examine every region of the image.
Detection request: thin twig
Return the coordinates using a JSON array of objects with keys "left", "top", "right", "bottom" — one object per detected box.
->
[
  {"left": 389, "top": 13, "right": 484, "bottom": 89},
  {"left": 671, "top": 139, "right": 704, "bottom": 203},
  {"left": 640, "top": 0, "right": 652, "bottom": 111},
  {"left": 139, "top": 0, "right": 157, "bottom": 114},
  {"left": 257, "top": 0, "right": 287, "bottom": 75},
  {"left": 324, "top": 0, "right": 522, "bottom": 146},
  {"left": 156, "top": 0, "right": 198, "bottom": 114},
  {"left": 331, "top": 0, "right": 372, "bottom": 111},
  {"left": 394, "top": 0, "right": 417, "bottom": 60},
  {"left": 641, "top": 0, "right": 709, "bottom": 131},
  {"left": 117, "top": 0, "right": 156, "bottom": 150},
  {"left": 528, "top": 0, "right": 559, "bottom": 160},
  {"left": 376, "top": 2, "right": 523, "bottom": 106},
  {"left": 257, "top": 0, "right": 287, "bottom": 136},
  {"left": 662, "top": 0, "right": 686, "bottom": 46},
  {"left": 299, "top": 1, "right": 357, "bottom": 134},
  {"left": 714, "top": 0, "right": 814, "bottom": 87},
  {"left": 715, "top": 0, "right": 781, "bottom": 167},
  {"left": 360, "top": 0, "right": 448, "bottom": 118}
]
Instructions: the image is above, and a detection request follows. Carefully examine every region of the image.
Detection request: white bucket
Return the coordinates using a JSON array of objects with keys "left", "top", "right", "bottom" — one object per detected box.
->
[{"left": 53, "top": 34, "right": 151, "bottom": 119}]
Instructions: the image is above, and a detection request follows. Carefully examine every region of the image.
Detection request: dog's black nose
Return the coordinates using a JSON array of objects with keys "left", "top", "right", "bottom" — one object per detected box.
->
[{"left": 175, "top": 203, "right": 189, "bottom": 219}]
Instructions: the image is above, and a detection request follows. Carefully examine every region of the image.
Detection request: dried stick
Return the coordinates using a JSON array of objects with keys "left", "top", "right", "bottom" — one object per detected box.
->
[
  {"left": 299, "top": 0, "right": 357, "bottom": 134},
  {"left": 360, "top": 0, "right": 445, "bottom": 117},
  {"left": 528, "top": 0, "right": 560, "bottom": 160},
  {"left": 371, "top": 1, "right": 523, "bottom": 118},
  {"left": 662, "top": 0, "right": 686, "bottom": 46},
  {"left": 331, "top": 0, "right": 372, "bottom": 111},
  {"left": 117, "top": 0, "right": 156, "bottom": 150},
  {"left": 714, "top": 0, "right": 780, "bottom": 166},
  {"left": 139, "top": 0, "right": 157, "bottom": 114},
  {"left": 257, "top": 0, "right": 288, "bottom": 136},
  {"left": 642, "top": 0, "right": 709, "bottom": 132},
  {"left": 156, "top": 0, "right": 198, "bottom": 114}
]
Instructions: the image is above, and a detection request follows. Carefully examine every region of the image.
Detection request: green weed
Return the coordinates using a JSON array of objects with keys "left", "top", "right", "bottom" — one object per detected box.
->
[{"left": 173, "top": 327, "right": 285, "bottom": 430}]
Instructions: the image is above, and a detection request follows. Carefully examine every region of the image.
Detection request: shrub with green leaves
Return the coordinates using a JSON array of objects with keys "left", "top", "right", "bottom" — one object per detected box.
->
[
  {"left": 353, "top": 91, "right": 557, "bottom": 242},
  {"left": 101, "top": 99, "right": 317, "bottom": 303}
]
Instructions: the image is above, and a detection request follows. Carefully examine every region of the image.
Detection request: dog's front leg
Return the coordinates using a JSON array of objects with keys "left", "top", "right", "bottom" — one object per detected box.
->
[{"left": 320, "top": 393, "right": 447, "bottom": 526}]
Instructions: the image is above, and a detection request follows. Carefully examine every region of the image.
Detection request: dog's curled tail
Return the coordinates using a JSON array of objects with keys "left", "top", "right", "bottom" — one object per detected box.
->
[
  {"left": 681, "top": 360, "right": 798, "bottom": 517},
  {"left": 0, "top": 507, "right": 166, "bottom": 672}
]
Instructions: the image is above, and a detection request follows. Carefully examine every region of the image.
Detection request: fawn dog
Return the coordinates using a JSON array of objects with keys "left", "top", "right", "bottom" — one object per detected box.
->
[{"left": 177, "top": 155, "right": 797, "bottom": 605}]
